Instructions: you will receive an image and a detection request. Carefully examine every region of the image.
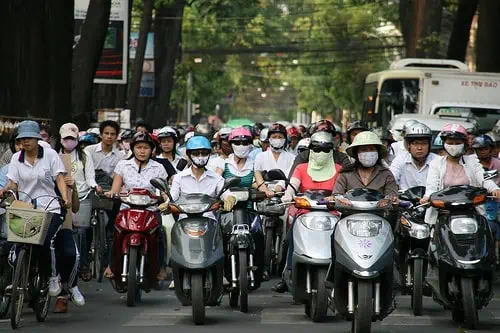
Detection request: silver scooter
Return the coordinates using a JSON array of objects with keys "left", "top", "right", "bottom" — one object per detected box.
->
[
  {"left": 285, "top": 190, "right": 339, "bottom": 322},
  {"left": 326, "top": 188, "right": 396, "bottom": 333}
]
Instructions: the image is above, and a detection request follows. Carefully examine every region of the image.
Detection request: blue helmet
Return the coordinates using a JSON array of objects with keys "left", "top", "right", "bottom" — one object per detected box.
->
[
  {"left": 186, "top": 136, "right": 211, "bottom": 151},
  {"left": 79, "top": 133, "right": 99, "bottom": 145},
  {"left": 471, "top": 134, "right": 494, "bottom": 149}
]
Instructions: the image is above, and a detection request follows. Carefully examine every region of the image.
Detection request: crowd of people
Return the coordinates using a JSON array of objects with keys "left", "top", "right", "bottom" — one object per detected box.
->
[{"left": 1, "top": 116, "right": 500, "bottom": 314}]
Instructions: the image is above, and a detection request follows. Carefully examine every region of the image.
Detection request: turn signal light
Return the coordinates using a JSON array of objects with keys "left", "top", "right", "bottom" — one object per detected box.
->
[
  {"left": 431, "top": 200, "right": 445, "bottom": 209},
  {"left": 169, "top": 204, "right": 181, "bottom": 214},
  {"left": 294, "top": 197, "right": 311, "bottom": 209},
  {"left": 472, "top": 194, "right": 486, "bottom": 205}
]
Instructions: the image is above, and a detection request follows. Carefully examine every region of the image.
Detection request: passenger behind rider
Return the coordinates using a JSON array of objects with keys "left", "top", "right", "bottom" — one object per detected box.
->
[
  {"left": 391, "top": 119, "right": 419, "bottom": 158},
  {"left": 207, "top": 128, "right": 233, "bottom": 173},
  {"left": 390, "top": 122, "right": 438, "bottom": 191},
  {"left": 103, "top": 132, "right": 169, "bottom": 280},
  {"left": 273, "top": 131, "right": 343, "bottom": 293},
  {"left": 156, "top": 126, "right": 189, "bottom": 172},
  {"left": 472, "top": 135, "right": 500, "bottom": 185}
]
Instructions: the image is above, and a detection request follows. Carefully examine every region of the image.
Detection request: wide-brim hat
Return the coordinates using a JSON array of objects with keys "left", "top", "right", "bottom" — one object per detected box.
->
[
  {"left": 346, "top": 131, "right": 387, "bottom": 158},
  {"left": 16, "top": 120, "right": 42, "bottom": 140}
]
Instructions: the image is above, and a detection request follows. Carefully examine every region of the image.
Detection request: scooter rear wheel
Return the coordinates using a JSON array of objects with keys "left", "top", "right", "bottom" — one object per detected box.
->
[
  {"left": 461, "top": 277, "right": 478, "bottom": 329},
  {"left": 239, "top": 249, "right": 248, "bottom": 313},
  {"left": 352, "top": 279, "right": 372, "bottom": 333},
  {"left": 191, "top": 273, "right": 205, "bottom": 325}
]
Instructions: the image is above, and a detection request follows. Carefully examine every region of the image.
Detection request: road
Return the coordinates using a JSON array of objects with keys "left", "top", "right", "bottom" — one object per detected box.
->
[{"left": 1, "top": 278, "right": 499, "bottom": 332}]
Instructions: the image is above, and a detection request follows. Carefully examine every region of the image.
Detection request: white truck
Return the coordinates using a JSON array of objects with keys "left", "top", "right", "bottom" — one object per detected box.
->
[{"left": 363, "top": 58, "right": 500, "bottom": 132}]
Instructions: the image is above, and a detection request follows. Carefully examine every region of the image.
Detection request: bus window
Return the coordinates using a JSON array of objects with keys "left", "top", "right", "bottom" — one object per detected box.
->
[
  {"left": 362, "top": 82, "right": 378, "bottom": 126},
  {"left": 379, "top": 79, "right": 419, "bottom": 127}
]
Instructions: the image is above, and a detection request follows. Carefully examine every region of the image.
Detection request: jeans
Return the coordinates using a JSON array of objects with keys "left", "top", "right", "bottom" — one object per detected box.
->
[{"left": 286, "top": 216, "right": 298, "bottom": 270}]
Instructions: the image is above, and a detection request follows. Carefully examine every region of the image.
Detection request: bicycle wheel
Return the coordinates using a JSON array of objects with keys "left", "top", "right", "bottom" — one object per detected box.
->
[
  {"left": 33, "top": 275, "right": 50, "bottom": 322},
  {"left": 96, "top": 212, "right": 106, "bottom": 282},
  {"left": 11, "top": 248, "right": 29, "bottom": 330}
]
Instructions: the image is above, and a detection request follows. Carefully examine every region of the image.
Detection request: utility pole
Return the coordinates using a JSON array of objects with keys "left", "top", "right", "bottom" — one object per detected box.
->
[{"left": 186, "top": 71, "right": 193, "bottom": 124}]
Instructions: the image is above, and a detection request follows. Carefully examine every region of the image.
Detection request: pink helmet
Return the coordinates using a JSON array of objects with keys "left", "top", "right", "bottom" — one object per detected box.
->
[
  {"left": 228, "top": 127, "right": 252, "bottom": 142},
  {"left": 440, "top": 123, "right": 468, "bottom": 141}
]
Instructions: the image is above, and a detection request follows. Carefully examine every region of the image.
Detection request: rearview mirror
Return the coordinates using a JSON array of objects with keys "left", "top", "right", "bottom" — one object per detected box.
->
[
  {"left": 266, "top": 169, "right": 287, "bottom": 181},
  {"left": 150, "top": 178, "right": 169, "bottom": 193},
  {"left": 218, "top": 177, "right": 241, "bottom": 198}
]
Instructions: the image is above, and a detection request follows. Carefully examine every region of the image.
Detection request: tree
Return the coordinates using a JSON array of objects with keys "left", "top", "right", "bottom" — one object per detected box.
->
[
  {"left": 476, "top": 0, "right": 500, "bottom": 72},
  {"left": 447, "top": 0, "right": 478, "bottom": 61},
  {"left": 72, "top": 0, "right": 112, "bottom": 128}
]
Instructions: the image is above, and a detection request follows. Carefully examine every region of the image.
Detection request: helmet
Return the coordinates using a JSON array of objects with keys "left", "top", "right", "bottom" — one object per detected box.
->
[
  {"left": 78, "top": 132, "right": 99, "bottom": 145},
  {"left": 404, "top": 123, "right": 432, "bottom": 140},
  {"left": 440, "top": 123, "right": 468, "bottom": 141},
  {"left": 130, "top": 132, "right": 155, "bottom": 150},
  {"left": 228, "top": 127, "right": 252, "bottom": 142},
  {"left": 310, "top": 131, "right": 334, "bottom": 145},
  {"left": 185, "top": 131, "right": 196, "bottom": 142},
  {"left": 157, "top": 126, "right": 177, "bottom": 140},
  {"left": 87, "top": 128, "right": 100, "bottom": 136},
  {"left": 253, "top": 123, "right": 264, "bottom": 136},
  {"left": 472, "top": 135, "right": 494, "bottom": 149},
  {"left": 186, "top": 136, "right": 211, "bottom": 151},
  {"left": 268, "top": 123, "right": 287, "bottom": 139},
  {"left": 346, "top": 131, "right": 387, "bottom": 158},
  {"left": 218, "top": 127, "right": 232, "bottom": 141},
  {"left": 119, "top": 129, "right": 135, "bottom": 141},
  {"left": 296, "top": 138, "right": 310, "bottom": 152},
  {"left": 286, "top": 126, "right": 300, "bottom": 138},
  {"left": 431, "top": 135, "right": 444, "bottom": 151},
  {"left": 347, "top": 120, "right": 368, "bottom": 134},
  {"left": 242, "top": 125, "right": 256, "bottom": 138},
  {"left": 308, "top": 120, "right": 335, "bottom": 136},
  {"left": 298, "top": 125, "right": 307, "bottom": 136},
  {"left": 485, "top": 131, "right": 499, "bottom": 144},
  {"left": 259, "top": 128, "right": 269, "bottom": 142},
  {"left": 402, "top": 119, "right": 420, "bottom": 132}
]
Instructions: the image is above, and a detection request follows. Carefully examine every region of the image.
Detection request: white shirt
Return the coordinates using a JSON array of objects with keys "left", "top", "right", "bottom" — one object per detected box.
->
[
  {"left": 84, "top": 143, "right": 124, "bottom": 177},
  {"left": 254, "top": 149, "right": 296, "bottom": 187},
  {"left": 248, "top": 147, "right": 262, "bottom": 160},
  {"left": 390, "top": 152, "right": 437, "bottom": 191},
  {"left": 62, "top": 150, "right": 98, "bottom": 199},
  {"left": 391, "top": 140, "right": 407, "bottom": 157},
  {"left": 170, "top": 167, "right": 225, "bottom": 219},
  {"left": 206, "top": 155, "right": 226, "bottom": 173},
  {"left": 114, "top": 159, "right": 168, "bottom": 193},
  {"left": 7, "top": 146, "right": 66, "bottom": 213}
]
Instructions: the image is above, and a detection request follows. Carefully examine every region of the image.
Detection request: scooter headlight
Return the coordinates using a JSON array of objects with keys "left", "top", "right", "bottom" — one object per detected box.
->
[
  {"left": 183, "top": 221, "right": 208, "bottom": 238},
  {"left": 346, "top": 220, "right": 382, "bottom": 237},
  {"left": 178, "top": 203, "right": 211, "bottom": 214},
  {"left": 124, "top": 194, "right": 154, "bottom": 206},
  {"left": 450, "top": 217, "right": 478, "bottom": 234},
  {"left": 300, "top": 215, "right": 338, "bottom": 231},
  {"left": 409, "top": 223, "right": 430, "bottom": 239}
]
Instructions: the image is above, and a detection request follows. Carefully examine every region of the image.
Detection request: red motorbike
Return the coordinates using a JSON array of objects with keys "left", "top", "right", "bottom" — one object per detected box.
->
[{"left": 109, "top": 188, "right": 161, "bottom": 307}]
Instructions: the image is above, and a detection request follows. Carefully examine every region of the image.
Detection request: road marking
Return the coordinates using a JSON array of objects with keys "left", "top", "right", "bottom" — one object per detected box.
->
[{"left": 261, "top": 307, "right": 315, "bottom": 324}]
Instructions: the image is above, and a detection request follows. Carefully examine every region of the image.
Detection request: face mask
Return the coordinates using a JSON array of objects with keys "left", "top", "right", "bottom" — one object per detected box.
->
[
  {"left": 61, "top": 139, "right": 78, "bottom": 151},
  {"left": 310, "top": 151, "right": 331, "bottom": 166},
  {"left": 444, "top": 143, "right": 465, "bottom": 158},
  {"left": 121, "top": 141, "right": 130, "bottom": 151},
  {"left": 269, "top": 138, "right": 286, "bottom": 151},
  {"left": 192, "top": 156, "right": 209, "bottom": 168},
  {"left": 232, "top": 144, "right": 252, "bottom": 158},
  {"left": 358, "top": 151, "right": 379, "bottom": 168}
]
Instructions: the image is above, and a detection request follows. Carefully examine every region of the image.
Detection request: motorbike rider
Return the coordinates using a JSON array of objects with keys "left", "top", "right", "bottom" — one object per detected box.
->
[
  {"left": 287, "top": 126, "right": 301, "bottom": 154},
  {"left": 103, "top": 132, "right": 169, "bottom": 280},
  {"left": 390, "top": 122, "right": 437, "bottom": 191},
  {"left": 472, "top": 135, "right": 500, "bottom": 185},
  {"left": 157, "top": 126, "right": 189, "bottom": 171},
  {"left": 207, "top": 127, "right": 232, "bottom": 172},
  {"left": 272, "top": 131, "right": 343, "bottom": 293},
  {"left": 288, "top": 120, "right": 353, "bottom": 179},
  {"left": 259, "top": 128, "right": 270, "bottom": 153},
  {"left": 466, "top": 127, "right": 479, "bottom": 155},
  {"left": 296, "top": 138, "right": 310, "bottom": 155},
  {"left": 420, "top": 124, "right": 500, "bottom": 225},
  {"left": 117, "top": 129, "right": 135, "bottom": 158},
  {"left": 391, "top": 119, "right": 419, "bottom": 157},
  {"left": 135, "top": 120, "right": 153, "bottom": 134}
]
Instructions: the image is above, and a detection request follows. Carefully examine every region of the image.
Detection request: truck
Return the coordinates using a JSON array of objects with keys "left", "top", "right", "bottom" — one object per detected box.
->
[{"left": 362, "top": 58, "right": 500, "bottom": 132}]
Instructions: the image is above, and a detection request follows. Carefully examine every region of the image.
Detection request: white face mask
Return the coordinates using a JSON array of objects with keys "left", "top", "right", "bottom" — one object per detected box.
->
[
  {"left": 191, "top": 156, "right": 209, "bottom": 168},
  {"left": 444, "top": 143, "right": 465, "bottom": 158},
  {"left": 358, "top": 151, "right": 379, "bottom": 167},
  {"left": 269, "top": 138, "right": 286, "bottom": 151},
  {"left": 232, "top": 144, "right": 252, "bottom": 158}
]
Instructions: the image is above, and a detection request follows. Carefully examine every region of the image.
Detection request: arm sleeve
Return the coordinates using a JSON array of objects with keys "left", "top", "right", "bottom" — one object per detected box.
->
[
  {"left": 333, "top": 174, "right": 348, "bottom": 194},
  {"left": 114, "top": 161, "right": 125, "bottom": 177},
  {"left": 84, "top": 152, "right": 98, "bottom": 188},
  {"left": 389, "top": 156, "right": 402, "bottom": 185},
  {"left": 170, "top": 174, "right": 181, "bottom": 201},
  {"left": 282, "top": 177, "right": 300, "bottom": 203},
  {"left": 6, "top": 160, "right": 19, "bottom": 185},
  {"left": 51, "top": 152, "right": 67, "bottom": 178},
  {"left": 424, "top": 160, "right": 441, "bottom": 198},
  {"left": 383, "top": 171, "right": 399, "bottom": 196}
]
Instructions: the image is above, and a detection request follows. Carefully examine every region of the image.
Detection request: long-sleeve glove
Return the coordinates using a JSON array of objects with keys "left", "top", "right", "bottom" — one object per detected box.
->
[
  {"left": 223, "top": 195, "right": 237, "bottom": 212},
  {"left": 158, "top": 202, "right": 171, "bottom": 215}
]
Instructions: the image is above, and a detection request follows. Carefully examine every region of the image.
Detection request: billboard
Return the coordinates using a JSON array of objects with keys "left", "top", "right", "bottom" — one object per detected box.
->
[
  {"left": 74, "top": 0, "right": 129, "bottom": 84},
  {"left": 129, "top": 32, "right": 154, "bottom": 60}
]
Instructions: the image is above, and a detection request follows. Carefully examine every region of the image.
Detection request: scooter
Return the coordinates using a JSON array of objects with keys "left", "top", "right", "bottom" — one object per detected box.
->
[
  {"left": 151, "top": 177, "right": 239, "bottom": 325},
  {"left": 285, "top": 189, "right": 339, "bottom": 322},
  {"left": 395, "top": 186, "right": 431, "bottom": 316},
  {"left": 483, "top": 170, "right": 500, "bottom": 268},
  {"left": 327, "top": 189, "right": 396, "bottom": 333},
  {"left": 109, "top": 188, "right": 161, "bottom": 307},
  {"left": 425, "top": 185, "right": 496, "bottom": 330}
]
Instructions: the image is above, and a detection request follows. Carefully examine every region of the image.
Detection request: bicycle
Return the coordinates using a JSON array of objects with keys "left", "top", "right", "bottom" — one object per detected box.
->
[
  {"left": 0, "top": 195, "right": 14, "bottom": 319},
  {"left": 6, "top": 191, "right": 64, "bottom": 329}
]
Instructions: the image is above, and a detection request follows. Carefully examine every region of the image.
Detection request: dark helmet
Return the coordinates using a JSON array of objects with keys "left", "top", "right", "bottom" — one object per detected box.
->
[
  {"left": 346, "top": 120, "right": 368, "bottom": 144},
  {"left": 267, "top": 123, "right": 287, "bottom": 139},
  {"left": 471, "top": 134, "right": 494, "bottom": 149},
  {"left": 78, "top": 132, "right": 99, "bottom": 145},
  {"left": 307, "top": 120, "right": 335, "bottom": 137},
  {"left": 130, "top": 132, "right": 155, "bottom": 150},
  {"left": 119, "top": 129, "right": 135, "bottom": 141}
]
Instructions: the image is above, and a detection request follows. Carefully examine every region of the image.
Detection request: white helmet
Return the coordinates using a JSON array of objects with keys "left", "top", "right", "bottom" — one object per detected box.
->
[{"left": 297, "top": 138, "right": 311, "bottom": 152}]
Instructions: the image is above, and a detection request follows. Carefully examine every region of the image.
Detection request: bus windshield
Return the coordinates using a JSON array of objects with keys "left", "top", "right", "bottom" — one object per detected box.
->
[{"left": 379, "top": 78, "right": 419, "bottom": 117}]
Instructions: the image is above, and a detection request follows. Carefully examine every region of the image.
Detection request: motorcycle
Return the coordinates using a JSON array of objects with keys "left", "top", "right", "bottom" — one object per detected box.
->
[
  {"left": 284, "top": 189, "right": 339, "bottom": 322},
  {"left": 425, "top": 185, "right": 496, "bottom": 329},
  {"left": 0, "top": 196, "right": 12, "bottom": 319},
  {"left": 483, "top": 170, "right": 500, "bottom": 268},
  {"left": 395, "top": 186, "right": 431, "bottom": 316},
  {"left": 326, "top": 189, "right": 396, "bottom": 333},
  {"left": 109, "top": 188, "right": 161, "bottom": 307},
  {"left": 151, "top": 177, "right": 239, "bottom": 325}
]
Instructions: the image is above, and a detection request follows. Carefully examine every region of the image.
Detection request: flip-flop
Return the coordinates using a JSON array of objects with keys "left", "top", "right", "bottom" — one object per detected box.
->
[{"left": 104, "top": 268, "right": 114, "bottom": 279}]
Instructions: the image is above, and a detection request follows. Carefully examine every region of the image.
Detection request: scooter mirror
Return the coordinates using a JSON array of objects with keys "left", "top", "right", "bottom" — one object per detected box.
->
[
  {"left": 150, "top": 178, "right": 169, "bottom": 193},
  {"left": 224, "top": 177, "right": 241, "bottom": 190},
  {"left": 266, "top": 169, "right": 287, "bottom": 181}
]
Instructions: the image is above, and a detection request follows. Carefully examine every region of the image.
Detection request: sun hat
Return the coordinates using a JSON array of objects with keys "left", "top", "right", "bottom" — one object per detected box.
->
[{"left": 16, "top": 120, "right": 42, "bottom": 140}]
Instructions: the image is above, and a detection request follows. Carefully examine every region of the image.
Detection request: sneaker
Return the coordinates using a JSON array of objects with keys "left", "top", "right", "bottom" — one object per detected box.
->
[
  {"left": 49, "top": 276, "right": 62, "bottom": 297},
  {"left": 53, "top": 297, "right": 68, "bottom": 313},
  {"left": 69, "top": 286, "right": 85, "bottom": 306},
  {"left": 223, "top": 276, "right": 230, "bottom": 286},
  {"left": 168, "top": 280, "right": 175, "bottom": 290}
]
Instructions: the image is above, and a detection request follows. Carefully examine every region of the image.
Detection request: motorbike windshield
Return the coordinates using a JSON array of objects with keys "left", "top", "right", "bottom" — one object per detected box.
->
[
  {"left": 429, "top": 185, "right": 487, "bottom": 209},
  {"left": 342, "top": 188, "right": 385, "bottom": 211},
  {"left": 175, "top": 193, "right": 216, "bottom": 214},
  {"left": 400, "top": 186, "right": 426, "bottom": 203}
]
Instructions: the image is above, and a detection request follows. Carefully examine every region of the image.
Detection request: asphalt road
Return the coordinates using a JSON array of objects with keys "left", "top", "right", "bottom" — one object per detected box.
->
[{"left": 1, "top": 278, "right": 499, "bottom": 333}]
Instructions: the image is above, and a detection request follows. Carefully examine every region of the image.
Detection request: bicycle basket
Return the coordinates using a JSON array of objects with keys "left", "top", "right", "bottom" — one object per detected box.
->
[
  {"left": 91, "top": 192, "right": 115, "bottom": 210},
  {"left": 7, "top": 207, "right": 53, "bottom": 245}
]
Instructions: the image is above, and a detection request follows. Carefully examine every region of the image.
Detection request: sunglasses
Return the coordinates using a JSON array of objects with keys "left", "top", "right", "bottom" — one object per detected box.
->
[
  {"left": 190, "top": 150, "right": 210, "bottom": 157},
  {"left": 232, "top": 141, "right": 250, "bottom": 146},
  {"left": 311, "top": 145, "right": 333, "bottom": 153}
]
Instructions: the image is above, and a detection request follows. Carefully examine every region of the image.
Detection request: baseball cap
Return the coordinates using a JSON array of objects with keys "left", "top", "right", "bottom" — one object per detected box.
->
[{"left": 60, "top": 123, "right": 79, "bottom": 139}]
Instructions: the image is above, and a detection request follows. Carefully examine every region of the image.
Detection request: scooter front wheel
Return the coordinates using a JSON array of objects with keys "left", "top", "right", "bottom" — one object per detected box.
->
[
  {"left": 310, "top": 267, "right": 328, "bottom": 322},
  {"left": 412, "top": 258, "right": 424, "bottom": 316},
  {"left": 191, "top": 273, "right": 205, "bottom": 325},
  {"left": 352, "top": 279, "right": 372, "bottom": 333},
  {"left": 126, "top": 247, "right": 139, "bottom": 307},
  {"left": 239, "top": 249, "right": 248, "bottom": 313},
  {"left": 461, "top": 277, "right": 478, "bottom": 329}
]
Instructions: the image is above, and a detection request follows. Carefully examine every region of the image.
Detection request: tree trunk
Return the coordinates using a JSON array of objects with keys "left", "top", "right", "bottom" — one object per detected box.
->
[
  {"left": 128, "top": 0, "right": 154, "bottom": 120},
  {"left": 399, "top": 0, "right": 413, "bottom": 56},
  {"left": 153, "top": 0, "right": 185, "bottom": 124},
  {"left": 447, "top": 0, "right": 478, "bottom": 61},
  {"left": 476, "top": 0, "right": 500, "bottom": 72},
  {"left": 72, "top": 0, "right": 112, "bottom": 129}
]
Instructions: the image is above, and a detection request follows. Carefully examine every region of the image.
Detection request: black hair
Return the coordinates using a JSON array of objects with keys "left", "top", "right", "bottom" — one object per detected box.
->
[
  {"left": 9, "top": 128, "right": 19, "bottom": 153},
  {"left": 39, "top": 124, "right": 52, "bottom": 136},
  {"left": 99, "top": 120, "right": 120, "bottom": 135},
  {"left": 135, "top": 121, "right": 153, "bottom": 134},
  {"left": 55, "top": 138, "right": 87, "bottom": 168}
]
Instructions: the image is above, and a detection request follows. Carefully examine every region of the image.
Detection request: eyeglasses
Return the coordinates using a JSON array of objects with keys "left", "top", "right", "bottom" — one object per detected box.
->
[
  {"left": 189, "top": 150, "right": 210, "bottom": 157},
  {"left": 311, "top": 145, "right": 333, "bottom": 153},
  {"left": 232, "top": 141, "right": 250, "bottom": 146}
]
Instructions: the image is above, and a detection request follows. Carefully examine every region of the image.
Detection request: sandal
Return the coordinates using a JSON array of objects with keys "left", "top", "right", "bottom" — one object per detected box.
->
[
  {"left": 157, "top": 268, "right": 167, "bottom": 281},
  {"left": 80, "top": 267, "right": 92, "bottom": 282},
  {"left": 104, "top": 267, "right": 114, "bottom": 279}
]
